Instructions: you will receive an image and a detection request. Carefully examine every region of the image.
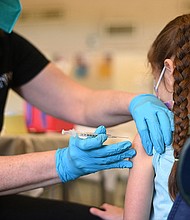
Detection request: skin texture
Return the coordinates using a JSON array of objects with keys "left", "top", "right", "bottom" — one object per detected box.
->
[{"left": 124, "top": 134, "right": 154, "bottom": 220}]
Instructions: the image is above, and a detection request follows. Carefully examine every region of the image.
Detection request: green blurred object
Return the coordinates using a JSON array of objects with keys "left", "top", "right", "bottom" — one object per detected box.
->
[{"left": 0, "top": 0, "right": 22, "bottom": 33}]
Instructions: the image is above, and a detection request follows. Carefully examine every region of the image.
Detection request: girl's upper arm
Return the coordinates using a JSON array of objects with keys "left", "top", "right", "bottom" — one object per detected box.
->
[{"left": 124, "top": 134, "right": 154, "bottom": 220}]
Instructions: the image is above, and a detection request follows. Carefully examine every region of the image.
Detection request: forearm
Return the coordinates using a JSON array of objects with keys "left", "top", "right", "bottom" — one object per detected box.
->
[
  {"left": 17, "top": 63, "right": 139, "bottom": 127},
  {"left": 0, "top": 150, "right": 61, "bottom": 195},
  {"left": 83, "top": 89, "right": 136, "bottom": 127},
  {"left": 0, "top": 178, "right": 60, "bottom": 195}
]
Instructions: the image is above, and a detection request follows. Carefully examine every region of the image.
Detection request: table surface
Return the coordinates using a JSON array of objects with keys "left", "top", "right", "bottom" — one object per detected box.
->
[{"left": 0, "top": 132, "right": 70, "bottom": 156}]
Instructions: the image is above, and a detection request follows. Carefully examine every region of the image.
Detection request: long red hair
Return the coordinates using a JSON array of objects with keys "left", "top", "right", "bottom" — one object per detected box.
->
[{"left": 147, "top": 14, "right": 190, "bottom": 200}]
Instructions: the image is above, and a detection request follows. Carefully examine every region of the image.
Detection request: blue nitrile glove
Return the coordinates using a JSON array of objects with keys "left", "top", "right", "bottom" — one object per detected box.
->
[
  {"left": 129, "top": 94, "right": 174, "bottom": 155},
  {"left": 0, "top": 0, "right": 22, "bottom": 33},
  {"left": 56, "top": 125, "right": 136, "bottom": 183}
]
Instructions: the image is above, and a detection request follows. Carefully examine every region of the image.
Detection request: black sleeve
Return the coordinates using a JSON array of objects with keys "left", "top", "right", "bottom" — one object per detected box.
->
[
  {"left": 10, "top": 31, "right": 50, "bottom": 87},
  {"left": 0, "top": 195, "right": 101, "bottom": 220}
]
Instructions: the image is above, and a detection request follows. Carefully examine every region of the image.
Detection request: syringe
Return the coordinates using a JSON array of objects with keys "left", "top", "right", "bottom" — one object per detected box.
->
[{"left": 61, "top": 129, "right": 129, "bottom": 139}]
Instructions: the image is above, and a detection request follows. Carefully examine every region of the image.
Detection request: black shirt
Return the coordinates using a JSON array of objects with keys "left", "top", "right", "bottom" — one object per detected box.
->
[{"left": 0, "top": 31, "right": 49, "bottom": 130}]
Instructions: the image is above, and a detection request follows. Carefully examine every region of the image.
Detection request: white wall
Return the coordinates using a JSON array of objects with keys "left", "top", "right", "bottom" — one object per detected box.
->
[
  {"left": 5, "top": 0, "right": 189, "bottom": 114},
  {"left": 14, "top": 0, "right": 186, "bottom": 55}
]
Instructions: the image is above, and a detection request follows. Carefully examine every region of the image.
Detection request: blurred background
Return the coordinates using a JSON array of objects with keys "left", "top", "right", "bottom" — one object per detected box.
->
[
  {"left": 6, "top": 0, "right": 190, "bottom": 115},
  {"left": 3, "top": 0, "right": 190, "bottom": 207}
]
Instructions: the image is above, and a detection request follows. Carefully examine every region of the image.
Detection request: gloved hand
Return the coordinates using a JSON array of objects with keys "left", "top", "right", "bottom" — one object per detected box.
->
[
  {"left": 129, "top": 94, "right": 174, "bottom": 155},
  {"left": 56, "top": 125, "right": 136, "bottom": 183}
]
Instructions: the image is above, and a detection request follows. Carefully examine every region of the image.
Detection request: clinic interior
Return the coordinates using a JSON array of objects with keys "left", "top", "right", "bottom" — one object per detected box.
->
[{"left": 4, "top": 0, "right": 190, "bottom": 206}]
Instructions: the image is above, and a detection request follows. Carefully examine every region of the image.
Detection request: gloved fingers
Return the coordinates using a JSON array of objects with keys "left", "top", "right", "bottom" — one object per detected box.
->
[
  {"left": 100, "top": 159, "right": 133, "bottom": 169},
  {"left": 74, "top": 134, "right": 108, "bottom": 150},
  {"left": 135, "top": 110, "right": 173, "bottom": 155},
  {"left": 131, "top": 106, "right": 153, "bottom": 150},
  {"left": 74, "top": 158, "right": 134, "bottom": 176},
  {"left": 139, "top": 129, "right": 153, "bottom": 155},
  {"left": 147, "top": 109, "right": 173, "bottom": 154},
  {"left": 145, "top": 114, "right": 165, "bottom": 154},
  {"left": 91, "top": 148, "right": 136, "bottom": 164},
  {"left": 94, "top": 125, "right": 106, "bottom": 134},
  {"left": 156, "top": 110, "right": 174, "bottom": 146},
  {"left": 88, "top": 141, "right": 132, "bottom": 157},
  {"left": 129, "top": 94, "right": 175, "bottom": 155},
  {"left": 149, "top": 123, "right": 164, "bottom": 154}
]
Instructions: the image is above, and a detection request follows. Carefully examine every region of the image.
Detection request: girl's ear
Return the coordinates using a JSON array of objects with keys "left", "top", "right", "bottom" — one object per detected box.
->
[
  {"left": 164, "top": 59, "right": 174, "bottom": 92},
  {"left": 164, "top": 59, "right": 174, "bottom": 72}
]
